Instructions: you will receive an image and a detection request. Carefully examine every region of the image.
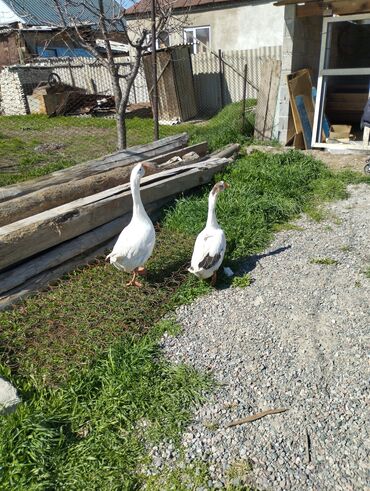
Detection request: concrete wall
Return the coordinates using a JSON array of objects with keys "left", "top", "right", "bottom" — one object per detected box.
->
[{"left": 277, "top": 7, "right": 323, "bottom": 143}]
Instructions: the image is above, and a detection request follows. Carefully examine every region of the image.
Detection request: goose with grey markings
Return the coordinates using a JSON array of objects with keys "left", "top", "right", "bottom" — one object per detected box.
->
[{"left": 188, "top": 181, "right": 229, "bottom": 286}]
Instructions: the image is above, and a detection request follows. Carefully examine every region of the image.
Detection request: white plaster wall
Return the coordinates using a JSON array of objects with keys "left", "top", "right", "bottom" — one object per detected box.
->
[
  {"left": 174, "top": 1, "right": 285, "bottom": 51},
  {"left": 127, "top": 1, "right": 285, "bottom": 52},
  {"left": 0, "top": 0, "right": 22, "bottom": 25}
]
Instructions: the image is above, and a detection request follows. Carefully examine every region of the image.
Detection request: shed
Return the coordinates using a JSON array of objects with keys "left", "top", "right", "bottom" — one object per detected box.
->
[
  {"left": 275, "top": 0, "right": 370, "bottom": 152},
  {"left": 142, "top": 45, "right": 197, "bottom": 123}
]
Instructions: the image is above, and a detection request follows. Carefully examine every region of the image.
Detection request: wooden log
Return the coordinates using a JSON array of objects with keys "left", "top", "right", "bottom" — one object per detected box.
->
[
  {"left": 0, "top": 240, "right": 115, "bottom": 311},
  {"left": 0, "top": 196, "right": 173, "bottom": 296},
  {"left": 207, "top": 143, "right": 241, "bottom": 159},
  {"left": 0, "top": 158, "right": 232, "bottom": 271},
  {"left": 0, "top": 133, "right": 189, "bottom": 203},
  {"left": 0, "top": 141, "right": 208, "bottom": 227}
]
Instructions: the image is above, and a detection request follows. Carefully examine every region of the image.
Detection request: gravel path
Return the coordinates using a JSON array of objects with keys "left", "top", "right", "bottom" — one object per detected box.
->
[{"left": 155, "top": 184, "right": 370, "bottom": 490}]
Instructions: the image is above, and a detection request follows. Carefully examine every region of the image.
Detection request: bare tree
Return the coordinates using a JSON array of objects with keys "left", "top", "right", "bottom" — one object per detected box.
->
[{"left": 45, "top": 0, "right": 181, "bottom": 149}]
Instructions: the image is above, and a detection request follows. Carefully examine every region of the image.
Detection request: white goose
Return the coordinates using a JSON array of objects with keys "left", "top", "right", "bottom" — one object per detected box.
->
[
  {"left": 106, "top": 162, "right": 156, "bottom": 287},
  {"left": 188, "top": 181, "right": 229, "bottom": 285}
]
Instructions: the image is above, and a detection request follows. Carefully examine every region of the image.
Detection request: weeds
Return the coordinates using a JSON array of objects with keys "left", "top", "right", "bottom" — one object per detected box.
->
[
  {"left": 232, "top": 274, "right": 253, "bottom": 288},
  {"left": 340, "top": 245, "right": 352, "bottom": 253},
  {"left": 310, "top": 258, "right": 339, "bottom": 266}
]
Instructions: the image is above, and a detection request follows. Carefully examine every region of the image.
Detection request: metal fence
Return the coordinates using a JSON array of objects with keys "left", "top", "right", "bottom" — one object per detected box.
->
[
  {"left": 191, "top": 46, "right": 282, "bottom": 116},
  {"left": 0, "top": 45, "right": 282, "bottom": 117}
]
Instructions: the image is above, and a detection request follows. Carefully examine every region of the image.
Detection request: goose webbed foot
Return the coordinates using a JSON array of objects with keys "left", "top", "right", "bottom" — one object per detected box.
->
[{"left": 126, "top": 269, "right": 143, "bottom": 287}]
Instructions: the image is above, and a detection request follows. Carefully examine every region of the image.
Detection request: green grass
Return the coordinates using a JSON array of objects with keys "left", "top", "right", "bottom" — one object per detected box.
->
[
  {"left": 0, "top": 228, "right": 195, "bottom": 386},
  {"left": 0, "top": 320, "right": 212, "bottom": 490},
  {"left": 1, "top": 146, "right": 369, "bottom": 489},
  {"left": 164, "top": 150, "right": 370, "bottom": 261},
  {"left": 310, "top": 258, "right": 339, "bottom": 266},
  {"left": 232, "top": 273, "right": 253, "bottom": 288},
  {"left": 340, "top": 245, "right": 352, "bottom": 253},
  {"left": 0, "top": 102, "right": 254, "bottom": 187}
]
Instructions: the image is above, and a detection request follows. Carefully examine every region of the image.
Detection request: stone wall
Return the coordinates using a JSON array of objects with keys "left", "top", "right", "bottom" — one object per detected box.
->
[
  {"left": 0, "top": 67, "right": 28, "bottom": 115},
  {"left": 0, "top": 57, "right": 150, "bottom": 115}
]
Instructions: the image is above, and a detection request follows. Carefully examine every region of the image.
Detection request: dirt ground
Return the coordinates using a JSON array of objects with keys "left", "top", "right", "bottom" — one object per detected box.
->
[
  {"left": 246, "top": 145, "right": 370, "bottom": 173},
  {"left": 304, "top": 149, "right": 369, "bottom": 172}
]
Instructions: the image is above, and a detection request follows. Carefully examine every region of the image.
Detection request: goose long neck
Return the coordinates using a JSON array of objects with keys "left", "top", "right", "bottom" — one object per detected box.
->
[
  {"left": 131, "top": 173, "right": 145, "bottom": 218},
  {"left": 206, "top": 192, "right": 219, "bottom": 228}
]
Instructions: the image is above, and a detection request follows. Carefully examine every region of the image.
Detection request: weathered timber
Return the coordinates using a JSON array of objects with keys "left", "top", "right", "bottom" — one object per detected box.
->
[
  {"left": 207, "top": 143, "right": 241, "bottom": 159},
  {"left": 0, "top": 133, "right": 188, "bottom": 203},
  {"left": 0, "top": 240, "right": 115, "bottom": 311},
  {"left": 0, "top": 158, "right": 232, "bottom": 271},
  {"left": 0, "top": 141, "right": 208, "bottom": 227},
  {"left": 0, "top": 196, "right": 173, "bottom": 297}
]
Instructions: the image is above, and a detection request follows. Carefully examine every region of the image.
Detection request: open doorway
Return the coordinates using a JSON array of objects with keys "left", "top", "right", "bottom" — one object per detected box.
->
[{"left": 312, "top": 13, "right": 370, "bottom": 150}]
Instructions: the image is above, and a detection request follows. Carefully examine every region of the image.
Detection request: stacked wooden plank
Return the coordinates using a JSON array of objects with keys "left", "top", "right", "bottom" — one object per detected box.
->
[{"left": 0, "top": 135, "right": 239, "bottom": 310}]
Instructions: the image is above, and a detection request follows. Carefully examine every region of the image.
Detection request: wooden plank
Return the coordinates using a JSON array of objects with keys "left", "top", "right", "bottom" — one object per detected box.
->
[
  {"left": 0, "top": 133, "right": 189, "bottom": 203},
  {"left": 0, "top": 141, "right": 208, "bottom": 227},
  {"left": 0, "top": 241, "right": 115, "bottom": 312},
  {"left": 173, "top": 46, "right": 197, "bottom": 121},
  {"left": 0, "top": 158, "right": 232, "bottom": 271},
  {"left": 287, "top": 69, "right": 315, "bottom": 149},
  {"left": 332, "top": 1, "right": 370, "bottom": 15},
  {"left": 0, "top": 217, "right": 128, "bottom": 295},
  {"left": 0, "top": 196, "right": 173, "bottom": 295},
  {"left": 263, "top": 59, "right": 281, "bottom": 139},
  {"left": 296, "top": 3, "right": 324, "bottom": 17},
  {"left": 254, "top": 59, "right": 282, "bottom": 140},
  {"left": 275, "top": 0, "right": 370, "bottom": 13}
]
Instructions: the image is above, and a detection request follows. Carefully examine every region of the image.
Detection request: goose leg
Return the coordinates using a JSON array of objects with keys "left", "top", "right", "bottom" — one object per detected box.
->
[
  {"left": 126, "top": 269, "right": 143, "bottom": 287},
  {"left": 210, "top": 272, "right": 217, "bottom": 286},
  {"left": 137, "top": 266, "right": 147, "bottom": 276}
]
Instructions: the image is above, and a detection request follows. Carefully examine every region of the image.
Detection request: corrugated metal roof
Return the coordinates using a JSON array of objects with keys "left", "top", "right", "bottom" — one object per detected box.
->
[
  {"left": 125, "top": 0, "right": 252, "bottom": 16},
  {"left": 1, "top": 0, "right": 122, "bottom": 27}
]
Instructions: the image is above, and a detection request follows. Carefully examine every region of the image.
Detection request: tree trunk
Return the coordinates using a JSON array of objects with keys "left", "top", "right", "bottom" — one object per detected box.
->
[{"left": 116, "top": 111, "right": 127, "bottom": 150}]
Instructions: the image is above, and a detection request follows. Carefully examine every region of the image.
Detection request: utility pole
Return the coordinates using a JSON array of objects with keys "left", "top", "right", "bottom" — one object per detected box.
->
[{"left": 151, "top": 0, "right": 159, "bottom": 140}]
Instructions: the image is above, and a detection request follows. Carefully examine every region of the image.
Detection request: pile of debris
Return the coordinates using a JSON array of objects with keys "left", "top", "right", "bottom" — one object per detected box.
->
[
  {"left": 0, "top": 134, "right": 239, "bottom": 309},
  {"left": 27, "top": 73, "right": 115, "bottom": 116}
]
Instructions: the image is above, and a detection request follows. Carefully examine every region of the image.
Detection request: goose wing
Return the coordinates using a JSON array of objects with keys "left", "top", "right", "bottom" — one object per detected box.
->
[{"left": 191, "top": 228, "right": 226, "bottom": 272}]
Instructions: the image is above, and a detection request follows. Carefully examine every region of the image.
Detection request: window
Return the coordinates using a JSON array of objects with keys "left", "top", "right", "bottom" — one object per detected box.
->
[
  {"left": 184, "top": 26, "right": 210, "bottom": 54},
  {"left": 145, "top": 31, "right": 170, "bottom": 51}
]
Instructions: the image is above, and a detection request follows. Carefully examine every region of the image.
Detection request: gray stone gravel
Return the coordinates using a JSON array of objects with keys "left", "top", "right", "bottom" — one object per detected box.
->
[{"left": 153, "top": 184, "right": 370, "bottom": 490}]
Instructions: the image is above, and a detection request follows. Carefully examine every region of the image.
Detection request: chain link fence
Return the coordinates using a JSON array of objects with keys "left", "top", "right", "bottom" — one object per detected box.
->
[{"left": 0, "top": 45, "right": 282, "bottom": 182}]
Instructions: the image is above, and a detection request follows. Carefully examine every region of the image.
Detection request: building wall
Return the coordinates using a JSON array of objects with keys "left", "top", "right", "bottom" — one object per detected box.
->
[
  {"left": 0, "top": 31, "right": 21, "bottom": 68},
  {"left": 171, "top": 0, "right": 285, "bottom": 51},
  {"left": 127, "top": 0, "right": 285, "bottom": 52},
  {"left": 277, "top": 7, "right": 323, "bottom": 143}
]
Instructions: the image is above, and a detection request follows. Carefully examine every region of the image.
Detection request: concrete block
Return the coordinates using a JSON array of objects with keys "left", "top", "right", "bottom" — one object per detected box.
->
[{"left": 0, "top": 377, "right": 21, "bottom": 415}]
